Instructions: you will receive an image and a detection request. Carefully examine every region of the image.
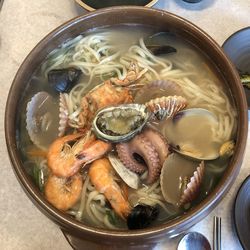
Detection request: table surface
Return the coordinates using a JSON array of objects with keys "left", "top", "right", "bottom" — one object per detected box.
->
[{"left": 0, "top": 0, "right": 249, "bottom": 249}]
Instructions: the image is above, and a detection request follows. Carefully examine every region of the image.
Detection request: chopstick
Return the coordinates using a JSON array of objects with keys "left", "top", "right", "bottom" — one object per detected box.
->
[{"left": 213, "top": 216, "right": 221, "bottom": 250}]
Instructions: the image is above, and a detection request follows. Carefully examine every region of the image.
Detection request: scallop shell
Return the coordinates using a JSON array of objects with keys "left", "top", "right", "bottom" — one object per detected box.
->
[
  {"left": 58, "top": 93, "right": 69, "bottom": 137},
  {"left": 135, "top": 79, "right": 184, "bottom": 104},
  {"left": 92, "top": 104, "right": 150, "bottom": 143},
  {"left": 179, "top": 161, "right": 205, "bottom": 206},
  {"left": 26, "top": 91, "right": 59, "bottom": 149},
  {"left": 108, "top": 153, "right": 140, "bottom": 189},
  {"left": 160, "top": 153, "right": 203, "bottom": 207},
  {"left": 145, "top": 95, "right": 187, "bottom": 120},
  {"left": 161, "top": 108, "right": 220, "bottom": 160}
]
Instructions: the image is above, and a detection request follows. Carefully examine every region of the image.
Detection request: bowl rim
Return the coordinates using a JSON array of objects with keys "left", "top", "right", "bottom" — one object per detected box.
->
[
  {"left": 74, "top": 0, "right": 159, "bottom": 11},
  {"left": 5, "top": 6, "right": 248, "bottom": 240}
]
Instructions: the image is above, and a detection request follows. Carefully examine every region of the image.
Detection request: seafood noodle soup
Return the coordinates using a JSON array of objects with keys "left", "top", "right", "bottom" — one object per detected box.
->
[{"left": 18, "top": 25, "right": 237, "bottom": 230}]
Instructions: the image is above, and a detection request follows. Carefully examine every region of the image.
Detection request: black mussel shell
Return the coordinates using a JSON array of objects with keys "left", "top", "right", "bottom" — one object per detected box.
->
[
  {"left": 127, "top": 204, "right": 159, "bottom": 229},
  {"left": 145, "top": 32, "right": 177, "bottom": 56},
  {"left": 147, "top": 45, "right": 177, "bottom": 56},
  {"left": 48, "top": 67, "right": 82, "bottom": 93}
]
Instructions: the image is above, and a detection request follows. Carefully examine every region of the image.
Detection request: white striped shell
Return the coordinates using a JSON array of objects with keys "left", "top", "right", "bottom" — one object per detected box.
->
[
  {"left": 58, "top": 93, "right": 69, "bottom": 137},
  {"left": 160, "top": 153, "right": 204, "bottom": 207},
  {"left": 145, "top": 95, "right": 187, "bottom": 120},
  {"left": 179, "top": 161, "right": 205, "bottom": 206}
]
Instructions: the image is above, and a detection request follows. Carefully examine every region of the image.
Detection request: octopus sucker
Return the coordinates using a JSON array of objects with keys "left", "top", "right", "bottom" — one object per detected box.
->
[
  {"left": 116, "top": 129, "right": 169, "bottom": 184},
  {"left": 142, "top": 128, "right": 170, "bottom": 165}
]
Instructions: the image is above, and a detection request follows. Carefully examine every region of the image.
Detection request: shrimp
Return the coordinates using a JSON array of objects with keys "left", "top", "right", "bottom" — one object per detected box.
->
[
  {"left": 47, "top": 133, "right": 90, "bottom": 177},
  {"left": 47, "top": 132, "right": 111, "bottom": 177},
  {"left": 45, "top": 173, "right": 83, "bottom": 211},
  {"left": 89, "top": 158, "right": 131, "bottom": 220},
  {"left": 76, "top": 140, "right": 112, "bottom": 164}
]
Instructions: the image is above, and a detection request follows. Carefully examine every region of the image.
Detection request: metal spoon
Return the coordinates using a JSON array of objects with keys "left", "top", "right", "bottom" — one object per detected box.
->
[{"left": 177, "top": 232, "right": 211, "bottom": 250}]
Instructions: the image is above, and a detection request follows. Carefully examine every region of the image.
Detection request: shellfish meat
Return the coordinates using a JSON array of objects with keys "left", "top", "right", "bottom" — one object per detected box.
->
[{"left": 92, "top": 104, "right": 150, "bottom": 143}]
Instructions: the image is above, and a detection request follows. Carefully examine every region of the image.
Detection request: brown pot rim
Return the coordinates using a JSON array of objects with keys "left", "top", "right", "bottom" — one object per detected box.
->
[{"left": 5, "top": 6, "right": 248, "bottom": 240}]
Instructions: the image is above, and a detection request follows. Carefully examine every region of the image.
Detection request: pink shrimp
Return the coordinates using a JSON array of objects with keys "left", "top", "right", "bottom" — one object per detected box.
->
[
  {"left": 89, "top": 158, "right": 131, "bottom": 220},
  {"left": 47, "top": 132, "right": 111, "bottom": 177},
  {"left": 45, "top": 173, "right": 83, "bottom": 211}
]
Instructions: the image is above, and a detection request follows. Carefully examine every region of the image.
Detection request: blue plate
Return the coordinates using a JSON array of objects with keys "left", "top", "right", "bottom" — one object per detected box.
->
[
  {"left": 75, "top": 0, "right": 159, "bottom": 11},
  {"left": 234, "top": 175, "right": 250, "bottom": 249},
  {"left": 222, "top": 27, "right": 250, "bottom": 108}
]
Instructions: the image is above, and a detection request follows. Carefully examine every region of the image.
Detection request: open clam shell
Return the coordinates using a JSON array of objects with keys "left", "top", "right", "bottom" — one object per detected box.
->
[
  {"left": 161, "top": 108, "right": 220, "bottom": 160},
  {"left": 160, "top": 153, "right": 204, "bottom": 207},
  {"left": 108, "top": 153, "right": 140, "bottom": 189},
  {"left": 92, "top": 104, "right": 151, "bottom": 143},
  {"left": 26, "top": 91, "right": 59, "bottom": 149}
]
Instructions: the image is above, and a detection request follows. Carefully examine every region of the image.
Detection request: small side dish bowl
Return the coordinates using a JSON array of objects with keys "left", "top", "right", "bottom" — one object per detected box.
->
[
  {"left": 222, "top": 27, "right": 250, "bottom": 108},
  {"left": 5, "top": 7, "right": 248, "bottom": 250},
  {"left": 74, "top": 0, "right": 159, "bottom": 11}
]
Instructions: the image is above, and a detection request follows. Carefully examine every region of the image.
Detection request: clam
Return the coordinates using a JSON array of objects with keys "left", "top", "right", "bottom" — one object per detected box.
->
[
  {"left": 161, "top": 108, "right": 220, "bottom": 160},
  {"left": 145, "top": 32, "right": 177, "bottom": 56},
  {"left": 134, "top": 79, "right": 184, "bottom": 104},
  {"left": 160, "top": 153, "right": 205, "bottom": 207},
  {"left": 108, "top": 153, "right": 140, "bottom": 189},
  {"left": 48, "top": 67, "right": 82, "bottom": 93},
  {"left": 26, "top": 91, "right": 59, "bottom": 149},
  {"left": 92, "top": 104, "right": 151, "bottom": 143}
]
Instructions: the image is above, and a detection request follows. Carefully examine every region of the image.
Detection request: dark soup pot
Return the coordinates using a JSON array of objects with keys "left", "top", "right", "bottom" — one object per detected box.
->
[{"left": 5, "top": 7, "right": 248, "bottom": 249}]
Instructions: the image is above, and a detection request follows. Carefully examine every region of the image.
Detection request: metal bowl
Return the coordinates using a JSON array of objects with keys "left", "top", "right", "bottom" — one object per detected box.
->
[{"left": 5, "top": 7, "right": 248, "bottom": 249}]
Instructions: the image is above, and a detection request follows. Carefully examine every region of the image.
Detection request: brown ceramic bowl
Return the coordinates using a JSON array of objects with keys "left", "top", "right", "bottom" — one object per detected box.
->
[{"left": 5, "top": 6, "right": 248, "bottom": 250}]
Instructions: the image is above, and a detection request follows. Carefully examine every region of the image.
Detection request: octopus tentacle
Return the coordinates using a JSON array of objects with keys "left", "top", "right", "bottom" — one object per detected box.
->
[
  {"left": 116, "top": 142, "right": 146, "bottom": 174},
  {"left": 116, "top": 131, "right": 163, "bottom": 184},
  {"left": 143, "top": 128, "right": 170, "bottom": 165}
]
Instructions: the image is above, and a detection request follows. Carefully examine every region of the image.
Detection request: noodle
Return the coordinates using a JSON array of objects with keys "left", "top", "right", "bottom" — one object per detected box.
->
[{"left": 23, "top": 27, "right": 237, "bottom": 230}]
